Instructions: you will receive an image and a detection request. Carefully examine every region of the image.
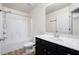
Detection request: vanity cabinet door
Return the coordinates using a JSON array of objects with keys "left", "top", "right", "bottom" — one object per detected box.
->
[
  {"left": 41, "top": 39, "right": 57, "bottom": 49},
  {"left": 66, "top": 48, "right": 79, "bottom": 55},
  {"left": 47, "top": 43, "right": 68, "bottom": 55},
  {"left": 41, "top": 40, "right": 57, "bottom": 55},
  {"left": 47, "top": 45, "right": 57, "bottom": 55},
  {"left": 36, "top": 43, "right": 47, "bottom": 55},
  {"left": 36, "top": 38, "right": 47, "bottom": 55},
  {"left": 47, "top": 43, "right": 57, "bottom": 55},
  {"left": 56, "top": 45, "right": 68, "bottom": 55}
]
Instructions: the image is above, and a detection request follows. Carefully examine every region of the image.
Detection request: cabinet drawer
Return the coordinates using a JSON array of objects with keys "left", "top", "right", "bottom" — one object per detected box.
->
[{"left": 41, "top": 40, "right": 57, "bottom": 51}]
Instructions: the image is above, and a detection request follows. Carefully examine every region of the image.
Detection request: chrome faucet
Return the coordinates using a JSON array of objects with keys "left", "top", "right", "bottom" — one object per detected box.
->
[{"left": 54, "top": 30, "right": 59, "bottom": 38}]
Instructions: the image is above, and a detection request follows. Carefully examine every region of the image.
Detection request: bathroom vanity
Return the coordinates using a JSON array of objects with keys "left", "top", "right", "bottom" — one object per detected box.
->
[
  {"left": 41, "top": 3, "right": 79, "bottom": 55},
  {"left": 35, "top": 33, "right": 79, "bottom": 55}
]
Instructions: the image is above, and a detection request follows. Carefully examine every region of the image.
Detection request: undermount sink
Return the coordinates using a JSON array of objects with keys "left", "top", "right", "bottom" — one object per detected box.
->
[
  {"left": 40, "top": 34, "right": 63, "bottom": 41},
  {"left": 53, "top": 38, "right": 63, "bottom": 41},
  {"left": 54, "top": 34, "right": 60, "bottom": 38},
  {"left": 45, "top": 35, "right": 63, "bottom": 41}
]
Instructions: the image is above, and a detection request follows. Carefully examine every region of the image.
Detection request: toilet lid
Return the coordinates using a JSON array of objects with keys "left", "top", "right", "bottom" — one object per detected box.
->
[{"left": 24, "top": 42, "right": 35, "bottom": 47}]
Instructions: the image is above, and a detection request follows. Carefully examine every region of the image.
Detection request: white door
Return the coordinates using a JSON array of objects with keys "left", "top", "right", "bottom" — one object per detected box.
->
[
  {"left": 57, "top": 8, "right": 70, "bottom": 34},
  {"left": 57, "top": 14, "right": 70, "bottom": 34}
]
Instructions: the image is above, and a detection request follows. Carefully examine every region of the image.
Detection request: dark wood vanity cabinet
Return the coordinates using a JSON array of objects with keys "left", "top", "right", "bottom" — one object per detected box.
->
[
  {"left": 36, "top": 42, "right": 47, "bottom": 55},
  {"left": 36, "top": 38, "right": 47, "bottom": 55},
  {"left": 35, "top": 37, "right": 79, "bottom": 55}
]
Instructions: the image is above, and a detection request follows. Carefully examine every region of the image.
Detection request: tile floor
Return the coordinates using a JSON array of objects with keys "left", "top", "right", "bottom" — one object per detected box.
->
[{"left": 3, "top": 48, "right": 35, "bottom": 55}]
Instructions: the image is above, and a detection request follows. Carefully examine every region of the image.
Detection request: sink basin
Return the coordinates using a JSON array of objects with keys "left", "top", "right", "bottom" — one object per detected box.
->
[
  {"left": 45, "top": 35, "right": 63, "bottom": 42},
  {"left": 54, "top": 34, "right": 60, "bottom": 38},
  {"left": 52, "top": 38, "right": 63, "bottom": 41},
  {"left": 40, "top": 34, "right": 63, "bottom": 42}
]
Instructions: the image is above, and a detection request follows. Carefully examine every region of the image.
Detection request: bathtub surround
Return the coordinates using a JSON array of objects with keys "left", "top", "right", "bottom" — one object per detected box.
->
[{"left": 0, "top": 4, "right": 32, "bottom": 54}]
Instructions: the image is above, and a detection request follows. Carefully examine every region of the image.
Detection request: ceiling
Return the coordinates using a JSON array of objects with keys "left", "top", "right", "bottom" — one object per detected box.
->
[
  {"left": 46, "top": 3, "right": 72, "bottom": 14},
  {"left": 2, "top": 3, "right": 72, "bottom": 14},
  {"left": 2, "top": 3, "right": 40, "bottom": 13}
]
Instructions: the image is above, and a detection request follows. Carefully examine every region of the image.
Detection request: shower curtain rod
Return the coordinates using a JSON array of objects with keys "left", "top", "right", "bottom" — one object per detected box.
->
[{"left": 0, "top": 10, "right": 30, "bottom": 18}]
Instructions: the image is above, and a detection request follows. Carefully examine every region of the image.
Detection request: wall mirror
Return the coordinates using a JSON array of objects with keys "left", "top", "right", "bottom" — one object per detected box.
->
[{"left": 46, "top": 3, "right": 79, "bottom": 35}]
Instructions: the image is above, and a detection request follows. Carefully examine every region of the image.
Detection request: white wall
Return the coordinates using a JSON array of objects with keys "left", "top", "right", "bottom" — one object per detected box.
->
[
  {"left": 46, "top": 12, "right": 57, "bottom": 33},
  {"left": 30, "top": 4, "right": 49, "bottom": 36},
  {"left": 0, "top": 4, "right": 31, "bottom": 54}
]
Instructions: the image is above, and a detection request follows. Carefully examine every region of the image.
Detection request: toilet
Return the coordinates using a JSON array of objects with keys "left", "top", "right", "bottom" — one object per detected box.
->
[{"left": 24, "top": 42, "right": 35, "bottom": 55}]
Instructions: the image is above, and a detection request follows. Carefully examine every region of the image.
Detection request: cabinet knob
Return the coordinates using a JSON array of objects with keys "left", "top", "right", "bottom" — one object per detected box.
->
[
  {"left": 48, "top": 51, "right": 50, "bottom": 54},
  {"left": 44, "top": 49, "right": 46, "bottom": 52}
]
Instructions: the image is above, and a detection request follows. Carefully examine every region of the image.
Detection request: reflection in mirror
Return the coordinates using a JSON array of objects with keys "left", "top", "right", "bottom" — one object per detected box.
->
[
  {"left": 46, "top": 3, "right": 73, "bottom": 34},
  {"left": 72, "top": 8, "right": 79, "bottom": 35}
]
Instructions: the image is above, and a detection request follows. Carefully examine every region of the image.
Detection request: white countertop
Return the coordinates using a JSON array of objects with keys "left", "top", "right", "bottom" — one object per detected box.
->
[{"left": 35, "top": 33, "right": 79, "bottom": 51}]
